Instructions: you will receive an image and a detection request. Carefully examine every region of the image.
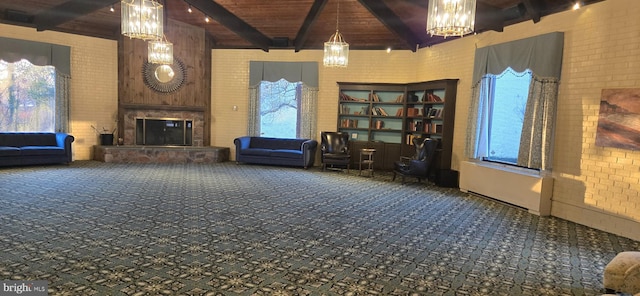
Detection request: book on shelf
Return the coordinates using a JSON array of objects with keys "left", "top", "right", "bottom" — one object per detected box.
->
[
  {"left": 407, "top": 108, "right": 420, "bottom": 117},
  {"left": 425, "top": 107, "right": 442, "bottom": 118},
  {"left": 341, "top": 119, "right": 358, "bottom": 128},
  {"left": 424, "top": 93, "right": 443, "bottom": 102},
  {"left": 422, "top": 122, "right": 443, "bottom": 133},
  {"left": 409, "top": 120, "right": 424, "bottom": 132},
  {"left": 435, "top": 123, "right": 443, "bottom": 134},
  {"left": 395, "top": 94, "right": 404, "bottom": 102},
  {"left": 339, "top": 105, "right": 350, "bottom": 115},
  {"left": 377, "top": 107, "right": 389, "bottom": 116},
  {"left": 406, "top": 134, "right": 416, "bottom": 145},
  {"left": 369, "top": 93, "right": 380, "bottom": 102},
  {"left": 395, "top": 108, "right": 403, "bottom": 116},
  {"left": 340, "top": 92, "right": 366, "bottom": 102}
]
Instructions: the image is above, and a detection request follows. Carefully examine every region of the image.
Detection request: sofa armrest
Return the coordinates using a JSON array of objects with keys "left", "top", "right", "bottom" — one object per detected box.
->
[
  {"left": 301, "top": 139, "right": 318, "bottom": 168},
  {"left": 234, "top": 137, "right": 252, "bottom": 150},
  {"left": 55, "top": 133, "right": 75, "bottom": 163},
  {"left": 234, "top": 136, "right": 252, "bottom": 161}
]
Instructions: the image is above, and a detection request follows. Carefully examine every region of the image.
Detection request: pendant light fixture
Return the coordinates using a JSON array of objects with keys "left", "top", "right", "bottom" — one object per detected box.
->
[
  {"left": 323, "top": 0, "right": 349, "bottom": 68},
  {"left": 148, "top": 35, "right": 173, "bottom": 64},
  {"left": 121, "top": 0, "right": 164, "bottom": 41},
  {"left": 426, "top": 0, "right": 477, "bottom": 38}
]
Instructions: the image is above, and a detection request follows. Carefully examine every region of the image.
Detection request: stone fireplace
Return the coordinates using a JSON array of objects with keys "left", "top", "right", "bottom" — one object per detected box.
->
[
  {"left": 93, "top": 108, "right": 229, "bottom": 163},
  {"left": 122, "top": 109, "right": 204, "bottom": 147},
  {"left": 135, "top": 117, "right": 193, "bottom": 146}
]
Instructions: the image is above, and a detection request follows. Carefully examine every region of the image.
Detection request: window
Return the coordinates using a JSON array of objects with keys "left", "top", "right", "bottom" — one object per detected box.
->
[
  {"left": 467, "top": 33, "right": 562, "bottom": 171},
  {"left": 0, "top": 59, "right": 56, "bottom": 132},
  {"left": 258, "top": 79, "right": 302, "bottom": 138},
  {"left": 248, "top": 61, "right": 318, "bottom": 139},
  {"left": 485, "top": 68, "right": 532, "bottom": 165}
]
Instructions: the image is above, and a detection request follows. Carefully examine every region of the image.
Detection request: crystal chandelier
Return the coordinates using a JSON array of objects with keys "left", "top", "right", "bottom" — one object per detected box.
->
[
  {"left": 121, "top": 0, "right": 164, "bottom": 41},
  {"left": 323, "top": 0, "right": 349, "bottom": 68},
  {"left": 426, "top": 0, "right": 476, "bottom": 38},
  {"left": 148, "top": 35, "right": 173, "bottom": 64}
]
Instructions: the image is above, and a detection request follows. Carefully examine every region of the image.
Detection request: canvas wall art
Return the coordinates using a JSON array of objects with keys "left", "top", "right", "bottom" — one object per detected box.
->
[{"left": 595, "top": 88, "right": 640, "bottom": 150}]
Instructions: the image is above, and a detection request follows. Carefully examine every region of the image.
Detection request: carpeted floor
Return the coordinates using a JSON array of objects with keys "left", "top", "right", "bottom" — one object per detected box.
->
[{"left": 0, "top": 161, "right": 638, "bottom": 295}]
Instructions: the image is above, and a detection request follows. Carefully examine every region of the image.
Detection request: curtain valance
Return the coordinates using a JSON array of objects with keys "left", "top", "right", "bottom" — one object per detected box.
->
[
  {"left": 472, "top": 32, "right": 564, "bottom": 84},
  {"left": 249, "top": 61, "right": 318, "bottom": 88},
  {"left": 0, "top": 37, "right": 71, "bottom": 76}
]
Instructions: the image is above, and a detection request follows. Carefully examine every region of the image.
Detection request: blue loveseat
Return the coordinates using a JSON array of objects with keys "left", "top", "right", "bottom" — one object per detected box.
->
[
  {"left": 0, "top": 132, "right": 74, "bottom": 167},
  {"left": 234, "top": 136, "right": 318, "bottom": 169}
]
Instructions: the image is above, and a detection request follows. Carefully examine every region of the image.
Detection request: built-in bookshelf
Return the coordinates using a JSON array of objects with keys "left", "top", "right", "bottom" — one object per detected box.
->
[{"left": 336, "top": 79, "right": 458, "bottom": 186}]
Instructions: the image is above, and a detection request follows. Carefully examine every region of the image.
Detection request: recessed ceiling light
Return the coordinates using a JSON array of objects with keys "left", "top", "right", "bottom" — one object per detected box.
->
[{"left": 572, "top": 2, "right": 581, "bottom": 10}]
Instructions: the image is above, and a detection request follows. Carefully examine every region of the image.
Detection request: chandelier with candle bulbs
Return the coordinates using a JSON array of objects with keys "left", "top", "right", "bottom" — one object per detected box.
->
[
  {"left": 323, "top": 0, "right": 349, "bottom": 68},
  {"left": 426, "top": 0, "right": 476, "bottom": 38}
]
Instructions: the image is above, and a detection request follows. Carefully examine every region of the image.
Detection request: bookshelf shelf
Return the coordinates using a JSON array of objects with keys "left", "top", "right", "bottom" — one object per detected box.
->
[{"left": 337, "top": 79, "right": 458, "bottom": 186}]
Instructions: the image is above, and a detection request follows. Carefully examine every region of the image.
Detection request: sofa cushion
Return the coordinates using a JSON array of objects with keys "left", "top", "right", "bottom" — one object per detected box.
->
[
  {"left": 250, "top": 137, "right": 303, "bottom": 150},
  {"left": 240, "top": 148, "right": 273, "bottom": 156},
  {"left": 270, "top": 150, "right": 303, "bottom": 159},
  {"left": 19, "top": 146, "right": 66, "bottom": 156},
  {"left": 0, "top": 133, "right": 58, "bottom": 147},
  {"left": 0, "top": 146, "right": 21, "bottom": 156}
]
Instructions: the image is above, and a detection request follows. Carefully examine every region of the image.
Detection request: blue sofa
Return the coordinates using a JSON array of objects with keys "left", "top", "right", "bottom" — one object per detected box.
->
[
  {"left": 0, "top": 132, "right": 74, "bottom": 167},
  {"left": 234, "top": 136, "right": 318, "bottom": 169}
]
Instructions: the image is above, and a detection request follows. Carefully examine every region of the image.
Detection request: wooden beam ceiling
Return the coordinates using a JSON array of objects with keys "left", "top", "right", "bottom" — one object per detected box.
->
[
  {"left": 34, "top": 0, "right": 117, "bottom": 32},
  {"left": 521, "top": 0, "right": 546, "bottom": 23},
  {"left": 294, "top": 0, "right": 329, "bottom": 52},
  {"left": 184, "top": 0, "right": 272, "bottom": 52},
  {"left": 358, "top": 0, "right": 421, "bottom": 52}
]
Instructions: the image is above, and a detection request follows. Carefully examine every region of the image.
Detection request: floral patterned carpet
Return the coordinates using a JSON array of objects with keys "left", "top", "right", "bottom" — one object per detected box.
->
[{"left": 0, "top": 161, "right": 638, "bottom": 295}]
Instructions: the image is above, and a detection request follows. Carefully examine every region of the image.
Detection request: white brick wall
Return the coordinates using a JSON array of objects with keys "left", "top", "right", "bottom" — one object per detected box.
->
[
  {"left": 212, "top": 0, "right": 640, "bottom": 241},
  {"left": 0, "top": 24, "right": 118, "bottom": 160}
]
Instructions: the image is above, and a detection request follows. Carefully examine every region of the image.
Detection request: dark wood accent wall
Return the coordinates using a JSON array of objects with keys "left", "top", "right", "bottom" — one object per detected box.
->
[{"left": 117, "top": 19, "right": 212, "bottom": 145}]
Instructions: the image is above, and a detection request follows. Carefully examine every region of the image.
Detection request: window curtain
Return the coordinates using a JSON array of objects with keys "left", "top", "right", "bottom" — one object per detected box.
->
[
  {"left": 464, "top": 75, "right": 495, "bottom": 159},
  {"left": 1, "top": 37, "right": 72, "bottom": 132},
  {"left": 248, "top": 61, "right": 319, "bottom": 139},
  {"left": 466, "top": 32, "right": 564, "bottom": 171},
  {"left": 55, "top": 71, "right": 71, "bottom": 132},
  {"left": 517, "top": 76, "right": 558, "bottom": 170}
]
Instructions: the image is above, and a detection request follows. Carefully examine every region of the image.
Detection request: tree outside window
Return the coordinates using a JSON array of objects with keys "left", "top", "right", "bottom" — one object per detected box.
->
[
  {"left": 258, "top": 79, "right": 302, "bottom": 138},
  {"left": 0, "top": 59, "right": 56, "bottom": 132}
]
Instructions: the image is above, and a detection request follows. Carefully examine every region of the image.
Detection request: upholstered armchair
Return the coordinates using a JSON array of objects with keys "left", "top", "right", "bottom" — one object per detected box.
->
[
  {"left": 392, "top": 137, "right": 438, "bottom": 183},
  {"left": 321, "top": 131, "right": 351, "bottom": 172}
]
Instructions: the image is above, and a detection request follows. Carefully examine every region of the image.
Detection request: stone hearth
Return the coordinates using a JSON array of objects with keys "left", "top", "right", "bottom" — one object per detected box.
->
[{"left": 93, "top": 145, "right": 229, "bottom": 164}]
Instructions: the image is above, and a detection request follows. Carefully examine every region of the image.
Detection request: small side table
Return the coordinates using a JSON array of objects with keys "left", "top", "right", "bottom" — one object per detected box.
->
[{"left": 359, "top": 148, "right": 376, "bottom": 177}]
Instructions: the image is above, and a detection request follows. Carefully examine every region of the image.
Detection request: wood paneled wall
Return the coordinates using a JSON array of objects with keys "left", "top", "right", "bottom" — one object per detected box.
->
[{"left": 117, "top": 19, "right": 212, "bottom": 145}]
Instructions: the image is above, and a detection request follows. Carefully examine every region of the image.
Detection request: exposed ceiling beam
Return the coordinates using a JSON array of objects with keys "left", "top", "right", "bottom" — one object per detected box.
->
[
  {"left": 294, "top": 0, "right": 329, "bottom": 52},
  {"left": 474, "top": 2, "right": 507, "bottom": 33},
  {"left": 357, "top": 0, "right": 421, "bottom": 51},
  {"left": 33, "top": 0, "right": 117, "bottom": 31},
  {"left": 184, "top": 0, "right": 272, "bottom": 52},
  {"left": 406, "top": 0, "right": 428, "bottom": 9},
  {"left": 521, "top": 0, "right": 545, "bottom": 23}
]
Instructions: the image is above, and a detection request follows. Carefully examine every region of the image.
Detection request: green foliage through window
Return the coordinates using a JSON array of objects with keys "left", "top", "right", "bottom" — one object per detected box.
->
[{"left": 0, "top": 59, "right": 56, "bottom": 132}]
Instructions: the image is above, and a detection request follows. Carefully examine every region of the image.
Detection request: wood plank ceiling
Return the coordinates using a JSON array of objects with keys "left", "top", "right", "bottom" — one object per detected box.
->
[{"left": 0, "top": 0, "right": 605, "bottom": 52}]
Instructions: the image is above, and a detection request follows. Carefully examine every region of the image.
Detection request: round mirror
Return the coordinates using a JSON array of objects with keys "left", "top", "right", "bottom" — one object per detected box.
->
[
  {"left": 154, "top": 65, "right": 175, "bottom": 83},
  {"left": 142, "top": 58, "right": 186, "bottom": 93}
]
